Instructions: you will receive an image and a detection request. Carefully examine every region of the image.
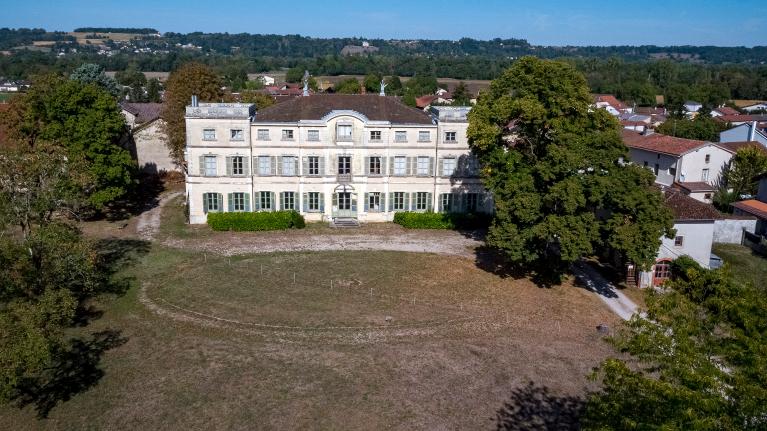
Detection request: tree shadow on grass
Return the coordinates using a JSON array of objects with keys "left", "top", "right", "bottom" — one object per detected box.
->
[
  {"left": 474, "top": 245, "right": 563, "bottom": 289},
  {"left": 495, "top": 382, "right": 585, "bottom": 431},
  {"left": 93, "top": 237, "right": 152, "bottom": 295},
  {"left": 14, "top": 329, "right": 128, "bottom": 418}
]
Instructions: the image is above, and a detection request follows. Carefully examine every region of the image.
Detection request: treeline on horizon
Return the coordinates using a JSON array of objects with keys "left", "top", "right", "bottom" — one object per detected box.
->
[
  {"left": 1, "top": 28, "right": 767, "bottom": 106},
  {"left": 72, "top": 27, "right": 159, "bottom": 34}
]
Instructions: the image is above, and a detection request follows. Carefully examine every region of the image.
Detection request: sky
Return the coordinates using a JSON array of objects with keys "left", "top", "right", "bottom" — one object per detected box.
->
[{"left": 2, "top": 0, "right": 766, "bottom": 47}]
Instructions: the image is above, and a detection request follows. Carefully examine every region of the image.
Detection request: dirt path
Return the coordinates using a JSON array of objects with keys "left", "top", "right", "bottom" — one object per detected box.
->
[
  {"left": 135, "top": 191, "right": 183, "bottom": 241},
  {"left": 571, "top": 260, "right": 640, "bottom": 321}
]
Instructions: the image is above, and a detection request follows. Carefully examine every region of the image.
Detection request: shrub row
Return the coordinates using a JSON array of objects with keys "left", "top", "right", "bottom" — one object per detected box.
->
[
  {"left": 393, "top": 212, "right": 491, "bottom": 230},
  {"left": 207, "top": 211, "right": 305, "bottom": 231}
]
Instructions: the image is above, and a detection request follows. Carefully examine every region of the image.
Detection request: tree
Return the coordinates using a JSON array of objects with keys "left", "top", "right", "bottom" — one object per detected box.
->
[
  {"left": 69, "top": 63, "right": 119, "bottom": 96},
  {"left": 583, "top": 265, "right": 767, "bottom": 429},
  {"left": 238, "top": 91, "right": 275, "bottom": 110},
  {"left": 114, "top": 67, "right": 147, "bottom": 102},
  {"left": 334, "top": 78, "right": 361, "bottom": 94},
  {"left": 404, "top": 75, "right": 438, "bottom": 96},
  {"left": 451, "top": 81, "right": 471, "bottom": 105},
  {"left": 363, "top": 72, "right": 382, "bottom": 93},
  {"left": 467, "top": 57, "right": 674, "bottom": 278},
  {"left": 0, "top": 74, "right": 136, "bottom": 208},
  {"left": 721, "top": 146, "right": 767, "bottom": 198},
  {"left": 657, "top": 113, "right": 727, "bottom": 141},
  {"left": 161, "top": 62, "right": 224, "bottom": 168},
  {"left": 285, "top": 67, "right": 305, "bottom": 83},
  {"left": 146, "top": 78, "right": 161, "bottom": 102},
  {"left": 385, "top": 75, "right": 403, "bottom": 95}
]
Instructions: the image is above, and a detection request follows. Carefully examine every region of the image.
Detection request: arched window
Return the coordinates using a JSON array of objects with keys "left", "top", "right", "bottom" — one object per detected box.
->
[{"left": 653, "top": 259, "right": 673, "bottom": 286}]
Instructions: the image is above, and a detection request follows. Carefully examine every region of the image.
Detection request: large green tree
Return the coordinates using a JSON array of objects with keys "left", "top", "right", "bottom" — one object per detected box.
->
[
  {"left": 69, "top": 63, "right": 120, "bottom": 97},
  {"left": 334, "top": 78, "right": 361, "bottom": 94},
  {"left": 467, "top": 57, "right": 674, "bottom": 277},
  {"left": 713, "top": 146, "right": 767, "bottom": 211},
  {"left": 1, "top": 74, "right": 136, "bottom": 208},
  {"left": 161, "top": 62, "right": 224, "bottom": 168},
  {"left": 657, "top": 113, "right": 727, "bottom": 142},
  {"left": 584, "top": 265, "right": 767, "bottom": 429}
]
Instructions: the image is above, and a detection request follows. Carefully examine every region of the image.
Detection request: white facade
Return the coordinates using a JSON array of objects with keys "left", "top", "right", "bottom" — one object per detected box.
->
[
  {"left": 637, "top": 220, "right": 715, "bottom": 288},
  {"left": 719, "top": 122, "right": 767, "bottom": 147},
  {"left": 628, "top": 143, "right": 732, "bottom": 186},
  {"left": 742, "top": 102, "right": 767, "bottom": 113},
  {"left": 184, "top": 99, "right": 490, "bottom": 224}
]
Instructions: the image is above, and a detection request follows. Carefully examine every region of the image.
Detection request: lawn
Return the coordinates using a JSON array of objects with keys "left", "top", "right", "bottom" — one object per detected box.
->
[
  {"left": 713, "top": 243, "right": 767, "bottom": 289},
  {"left": 0, "top": 243, "right": 618, "bottom": 430}
]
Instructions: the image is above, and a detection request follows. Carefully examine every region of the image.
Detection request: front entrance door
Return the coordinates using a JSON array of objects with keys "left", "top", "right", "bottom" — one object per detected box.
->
[
  {"left": 332, "top": 187, "right": 357, "bottom": 218},
  {"left": 653, "top": 259, "right": 672, "bottom": 286}
]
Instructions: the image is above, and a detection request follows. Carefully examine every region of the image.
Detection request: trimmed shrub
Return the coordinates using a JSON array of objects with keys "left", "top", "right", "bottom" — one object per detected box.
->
[
  {"left": 207, "top": 211, "right": 305, "bottom": 231},
  {"left": 671, "top": 255, "right": 704, "bottom": 281},
  {"left": 393, "top": 212, "right": 491, "bottom": 230}
]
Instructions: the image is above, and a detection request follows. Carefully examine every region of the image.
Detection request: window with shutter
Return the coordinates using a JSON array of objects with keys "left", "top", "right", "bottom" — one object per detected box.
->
[
  {"left": 231, "top": 156, "right": 244, "bottom": 176},
  {"left": 393, "top": 156, "right": 407, "bottom": 176},
  {"left": 204, "top": 155, "right": 217, "bottom": 176},
  {"left": 282, "top": 191, "right": 295, "bottom": 210},
  {"left": 442, "top": 158, "right": 456, "bottom": 177}
]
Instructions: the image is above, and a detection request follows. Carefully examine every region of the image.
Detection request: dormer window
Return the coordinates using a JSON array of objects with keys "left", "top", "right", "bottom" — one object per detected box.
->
[{"left": 337, "top": 124, "right": 353, "bottom": 141}]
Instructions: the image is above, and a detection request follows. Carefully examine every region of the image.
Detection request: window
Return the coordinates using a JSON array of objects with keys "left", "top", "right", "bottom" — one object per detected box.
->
[
  {"left": 368, "top": 192, "right": 381, "bottom": 212},
  {"left": 440, "top": 193, "right": 454, "bottom": 212},
  {"left": 395, "top": 131, "right": 407, "bottom": 142},
  {"left": 258, "top": 156, "right": 272, "bottom": 176},
  {"left": 442, "top": 158, "right": 456, "bottom": 176},
  {"left": 337, "top": 124, "right": 352, "bottom": 141},
  {"left": 231, "top": 192, "right": 247, "bottom": 212},
  {"left": 414, "top": 192, "right": 429, "bottom": 211},
  {"left": 282, "top": 191, "right": 295, "bottom": 210},
  {"left": 307, "top": 192, "right": 321, "bottom": 212},
  {"left": 653, "top": 260, "right": 672, "bottom": 286},
  {"left": 259, "top": 191, "right": 273, "bottom": 211},
  {"left": 704, "top": 193, "right": 712, "bottom": 200},
  {"left": 466, "top": 193, "right": 478, "bottom": 212},
  {"left": 281, "top": 129, "right": 294, "bottom": 140},
  {"left": 702, "top": 168, "right": 710, "bottom": 182},
  {"left": 705, "top": 154, "right": 711, "bottom": 163},
  {"left": 307, "top": 156, "right": 320, "bottom": 176},
  {"left": 308, "top": 130, "right": 320, "bottom": 141},
  {"left": 282, "top": 156, "right": 297, "bottom": 176},
  {"left": 418, "top": 131, "right": 431, "bottom": 142},
  {"left": 257, "top": 129, "right": 269, "bottom": 140},
  {"left": 230, "top": 129, "right": 243, "bottom": 141},
  {"left": 204, "top": 193, "right": 220, "bottom": 213},
  {"left": 392, "top": 192, "right": 407, "bottom": 211},
  {"left": 643, "top": 161, "right": 649, "bottom": 168},
  {"left": 370, "top": 130, "right": 381, "bottom": 141},
  {"left": 337, "top": 156, "right": 351, "bottom": 174},
  {"left": 369, "top": 156, "right": 382, "bottom": 175},
  {"left": 674, "top": 236, "right": 684, "bottom": 247},
  {"left": 669, "top": 166, "right": 676, "bottom": 176},
  {"left": 231, "top": 156, "right": 244, "bottom": 176},
  {"left": 416, "top": 156, "right": 430, "bottom": 176},
  {"left": 202, "top": 129, "right": 216, "bottom": 141},
  {"left": 204, "top": 155, "right": 217, "bottom": 176},
  {"left": 393, "top": 156, "right": 407, "bottom": 176},
  {"left": 654, "top": 163, "right": 659, "bottom": 175},
  {"left": 445, "top": 131, "right": 456, "bottom": 142}
]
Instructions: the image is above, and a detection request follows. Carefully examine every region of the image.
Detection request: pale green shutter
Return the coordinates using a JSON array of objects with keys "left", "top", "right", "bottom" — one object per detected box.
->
[
  {"left": 226, "top": 156, "right": 232, "bottom": 176},
  {"left": 319, "top": 157, "right": 325, "bottom": 176},
  {"left": 293, "top": 157, "right": 299, "bottom": 177},
  {"left": 427, "top": 192, "right": 433, "bottom": 212},
  {"left": 254, "top": 191, "right": 261, "bottom": 211},
  {"left": 202, "top": 193, "right": 209, "bottom": 214},
  {"left": 380, "top": 193, "right": 385, "bottom": 212},
  {"left": 199, "top": 155, "right": 205, "bottom": 176},
  {"left": 302, "top": 193, "right": 308, "bottom": 212},
  {"left": 276, "top": 156, "right": 283, "bottom": 175},
  {"left": 428, "top": 157, "right": 434, "bottom": 176},
  {"left": 364, "top": 156, "right": 370, "bottom": 175},
  {"left": 380, "top": 156, "right": 386, "bottom": 175},
  {"left": 302, "top": 156, "right": 309, "bottom": 176},
  {"left": 388, "top": 192, "right": 394, "bottom": 212},
  {"left": 242, "top": 156, "right": 249, "bottom": 176},
  {"left": 270, "top": 192, "right": 275, "bottom": 211},
  {"left": 406, "top": 192, "right": 412, "bottom": 211},
  {"left": 439, "top": 158, "right": 445, "bottom": 177},
  {"left": 253, "top": 157, "right": 260, "bottom": 176},
  {"left": 364, "top": 193, "right": 369, "bottom": 212},
  {"left": 389, "top": 156, "right": 395, "bottom": 175},
  {"left": 270, "top": 156, "right": 277, "bottom": 176},
  {"left": 319, "top": 193, "right": 325, "bottom": 212},
  {"left": 243, "top": 192, "right": 250, "bottom": 212},
  {"left": 227, "top": 193, "right": 234, "bottom": 212}
]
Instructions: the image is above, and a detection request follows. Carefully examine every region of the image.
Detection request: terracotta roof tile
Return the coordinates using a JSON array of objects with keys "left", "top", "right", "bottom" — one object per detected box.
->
[
  {"left": 716, "top": 141, "right": 767, "bottom": 154},
  {"left": 674, "top": 181, "right": 715, "bottom": 193},
  {"left": 714, "top": 114, "right": 758, "bottom": 123},
  {"left": 664, "top": 189, "right": 722, "bottom": 220},
  {"left": 622, "top": 130, "right": 707, "bottom": 156},
  {"left": 594, "top": 94, "right": 627, "bottom": 110},
  {"left": 732, "top": 199, "right": 767, "bottom": 219},
  {"left": 254, "top": 94, "right": 434, "bottom": 125},
  {"left": 713, "top": 106, "right": 740, "bottom": 116},
  {"left": 121, "top": 102, "right": 162, "bottom": 124}
]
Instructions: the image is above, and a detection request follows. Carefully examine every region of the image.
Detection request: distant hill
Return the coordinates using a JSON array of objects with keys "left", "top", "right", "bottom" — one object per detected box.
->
[{"left": 73, "top": 27, "right": 158, "bottom": 34}]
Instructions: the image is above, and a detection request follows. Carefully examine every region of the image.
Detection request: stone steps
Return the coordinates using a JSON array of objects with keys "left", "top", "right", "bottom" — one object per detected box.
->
[{"left": 331, "top": 218, "right": 360, "bottom": 228}]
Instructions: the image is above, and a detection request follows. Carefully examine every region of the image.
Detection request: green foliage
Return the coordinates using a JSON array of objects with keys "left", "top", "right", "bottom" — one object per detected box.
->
[
  {"left": 69, "top": 63, "right": 120, "bottom": 96},
  {"left": 363, "top": 73, "right": 382, "bottom": 93},
  {"left": 385, "top": 75, "right": 403, "bottom": 95},
  {"left": 285, "top": 67, "right": 305, "bottom": 83},
  {"left": 146, "top": 78, "right": 161, "bottom": 102},
  {"left": 722, "top": 146, "right": 767, "bottom": 197},
  {"left": 393, "top": 211, "right": 492, "bottom": 230},
  {"left": 584, "top": 267, "right": 767, "bottom": 430},
  {"left": 670, "top": 255, "right": 703, "bottom": 281},
  {"left": 467, "top": 57, "right": 674, "bottom": 277},
  {"left": 451, "top": 81, "right": 471, "bottom": 106},
  {"left": 114, "top": 67, "right": 147, "bottom": 102},
  {"left": 2, "top": 75, "right": 136, "bottom": 208},
  {"left": 334, "top": 78, "right": 361, "bottom": 94},
  {"left": 656, "top": 113, "right": 728, "bottom": 141},
  {"left": 207, "top": 211, "right": 305, "bottom": 231},
  {"left": 161, "top": 62, "right": 224, "bottom": 167},
  {"left": 238, "top": 91, "right": 275, "bottom": 109},
  {"left": 404, "top": 75, "right": 438, "bottom": 96}
]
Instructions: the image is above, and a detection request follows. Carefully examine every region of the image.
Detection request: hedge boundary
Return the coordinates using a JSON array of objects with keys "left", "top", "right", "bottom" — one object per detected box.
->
[
  {"left": 207, "top": 211, "right": 305, "bottom": 231},
  {"left": 393, "top": 212, "right": 491, "bottom": 229}
]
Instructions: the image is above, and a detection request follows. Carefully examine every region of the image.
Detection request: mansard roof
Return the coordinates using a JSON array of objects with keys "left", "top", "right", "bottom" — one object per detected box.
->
[{"left": 253, "top": 94, "right": 434, "bottom": 125}]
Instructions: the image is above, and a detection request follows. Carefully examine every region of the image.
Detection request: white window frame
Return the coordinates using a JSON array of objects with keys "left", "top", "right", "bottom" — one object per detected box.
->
[
  {"left": 674, "top": 236, "right": 684, "bottom": 247},
  {"left": 368, "top": 192, "right": 381, "bottom": 212},
  {"left": 232, "top": 192, "right": 246, "bottom": 212},
  {"left": 202, "top": 128, "right": 216, "bottom": 141},
  {"left": 415, "top": 192, "right": 429, "bottom": 211},
  {"left": 307, "top": 192, "right": 321, "bottom": 212},
  {"left": 204, "top": 155, "right": 217, "bottom": 176},
  {"left": 259, "top": 191, "right": 273, "bottom": 211},
  {"left": 282, "top": 191, "right": 295, "bottom": 210},
  {"left": 702, "top": 168, "right": 710, "bottom": 182},
  {"left": 416, "top": 156, "right": 430, "bottom": 176},
  {"left": 204, "top": 193, "right": 220, "bottom": 212},
  {"left": 370, "top": 130, "right": 382, "bottom": 141},
  {"left": 307, "top": 156, "right": 320, "bottom": 176},
  {"left": 440, "top": 193, "right": 453, "bottom": 212},
  {"left": 232, "top": 155, "right": 244, "bottom": 176},
  {"left": 258, "top": 156, "right": 272, "bottom": 176},
  {"left": 230, "top": 129, "right": 244, "bottom": 141},
  {"left": 281, "top": 129, "right": 294, "bottom": 141},
  {"left": 282, "top": 156, "right": 297, "bottom": 176},
  {"left": 337, "top": 124, "right": 353, "bottom": 141},
  {"left": 307, "top": 130, "right": 320, "bottom": 141},
  {"left": 393, "top": 192, "right": 406, "bottom": 211},
  {"left": 442, "top": 157, "right": 456, "bottom": 177},
  {"left": 444, "top": 131, "right": 456, "bottom": 142},
  {"left": 369, "top": 156, "right": 382, "bottom": 175},
  {"left": 257, "top": 129, "right": 270, "bottom": 140},
  {"left": 394, "top": 131, "right": 407, "bottom": 142},
  {"left": 393, "top": 156, "right": 407, "bottom": 176},
  {"left": 418, "top": 131, "right": 431, "bottom": 142}
]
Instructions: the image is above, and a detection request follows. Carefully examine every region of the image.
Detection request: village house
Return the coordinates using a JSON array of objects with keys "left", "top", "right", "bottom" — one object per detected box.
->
[
  {"left": 120, "top": 102, "right": 178, "bottom": 173},
  {"left": 593, "top": 94, "right": 632, "bottom": 116},
  {"left": 683, "top": 100, "right": 703, "bottom": 117},
  {"left": 622, "top": 130, "right": 736, "bottom": 201},
  {"left": 732, "top": 173, "right": 767, "bottom": 236},
  {"left": 719, "top": 121, "right": 767, "bottom": 147},
  {"left": 710, "top": 106, "right": 740, "bottom": 117},
  {"left": 184, "top": 93, "right": 490, "bottom": 225}
]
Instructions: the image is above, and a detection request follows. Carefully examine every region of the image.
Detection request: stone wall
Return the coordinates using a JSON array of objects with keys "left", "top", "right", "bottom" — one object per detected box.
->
[{"left": 713, "top": 218, "right": 757, "bottom": 244}]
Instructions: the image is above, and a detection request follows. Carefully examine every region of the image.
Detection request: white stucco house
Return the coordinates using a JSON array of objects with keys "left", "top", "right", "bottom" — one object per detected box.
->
[
  {"left": 622, "top": 130, "right": 736, "bottom": 202},
  {"left": 683, "top": 100, "right": 703, "bottom": 115},
  {"left": 719, "top": 122, "right": 767, "bottom": 148},
  {"left": 741, "top": 102, "right": 767, "bottom": 113},
  {"left": 184, "top": 94, "right": 490, "bottom": 225},
  {"left": 257, "top": 75, "right": 275, "bottom": 86},
  {"left": 120, "top": 102, "right": 179, "bottom": 174},
  {"left": 593, "top": 94, "right": 632, "bottom": 116},
  {"left": 630, "top": 189, "right": 722, "bottom": 288}
]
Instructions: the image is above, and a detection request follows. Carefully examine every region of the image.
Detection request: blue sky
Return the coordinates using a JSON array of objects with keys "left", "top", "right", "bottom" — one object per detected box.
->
[{"left": 3, "top": 0, "right": 765, "bottom": 46}]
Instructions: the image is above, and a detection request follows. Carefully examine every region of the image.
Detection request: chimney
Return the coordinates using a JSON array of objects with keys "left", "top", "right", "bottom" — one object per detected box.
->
[
  {"left": 750, "top": 121, "right": 757, "bottom": 141},
  {"left": 191, "top": 95, "right": 198, "bottom": 107}
]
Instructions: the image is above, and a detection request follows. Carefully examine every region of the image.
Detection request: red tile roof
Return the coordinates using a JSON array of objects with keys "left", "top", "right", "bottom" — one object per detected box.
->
[
  {"left": 664, "top": 189, "right": 722, "bottom": 220},
  {"left": 732, "top": 199, "right": 767, "bottom": 219},
  {"left": 674, "top": 181, "right": 715, "bottom": 193},
  {"left": 416, "top": 95, "right": 438, "bottom": 108},
  {"left": 120, "top": 102, "right": 162, "bottom": 124},
  {"left": 714, "top": 114, "right": 758, "bottom": 123},
  {"left": 716, "top": 141, "right": 767, "bottom": 154},
  {"left": 713, "top": 106, "right": 740, "bottom": 116},
  {"left": 621, "top": 130, "right": 707, "bottom": 156},
  {"left": 594, "top": 94, "right": 628, "bottom": 111}
]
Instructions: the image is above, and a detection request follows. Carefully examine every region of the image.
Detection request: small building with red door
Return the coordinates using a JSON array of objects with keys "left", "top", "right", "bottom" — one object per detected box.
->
[{"left": 631, "top": 189, "right": 723, "bottom": 288}]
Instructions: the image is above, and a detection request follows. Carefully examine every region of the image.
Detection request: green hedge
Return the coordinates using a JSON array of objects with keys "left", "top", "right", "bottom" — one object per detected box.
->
[
  {"left": 393, "top": 212, "right": 491, "bottom": 229},
  {"left": 207, "top": 211, "right": 305, "bottom": 231}
]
